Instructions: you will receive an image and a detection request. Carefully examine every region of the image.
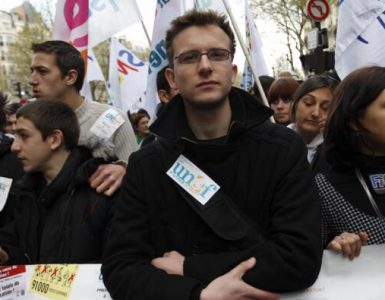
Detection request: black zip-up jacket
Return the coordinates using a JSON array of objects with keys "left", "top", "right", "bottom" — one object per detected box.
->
[
  {"left": 0, "top": 147, "right": 115, "bottom": 264},
  {"left": 102, "top": 88, "right": 323, "bottom": 300}
]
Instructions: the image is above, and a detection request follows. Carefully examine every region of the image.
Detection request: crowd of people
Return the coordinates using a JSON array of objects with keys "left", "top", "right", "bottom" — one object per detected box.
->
[{"left": 0, "top": 8, "right": 384, "bottom": 300}]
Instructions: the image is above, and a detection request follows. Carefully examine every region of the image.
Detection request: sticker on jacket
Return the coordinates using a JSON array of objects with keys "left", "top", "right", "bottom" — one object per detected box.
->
[
  {"left": 0, "top": 177, "right": 12, "bottom": 212},
  {"left": 167, "top": 155, "right": 220, "bottom": 205},
  {"left": 90, "top": 108, "right": 125, "bottom": 140},
  {"left": 369, "top": 173, "right": 385, "bottom": 194}
]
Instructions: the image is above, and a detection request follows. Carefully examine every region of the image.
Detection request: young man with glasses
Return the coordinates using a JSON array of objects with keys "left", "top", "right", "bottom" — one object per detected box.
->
[{"left": 102, "top": 9, "right": 322, "bottom": 300}]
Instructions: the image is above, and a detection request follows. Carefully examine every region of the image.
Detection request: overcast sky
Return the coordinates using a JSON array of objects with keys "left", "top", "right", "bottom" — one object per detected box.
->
[{"left": 0, "top": 0, "right": 294, "bottom": 75}]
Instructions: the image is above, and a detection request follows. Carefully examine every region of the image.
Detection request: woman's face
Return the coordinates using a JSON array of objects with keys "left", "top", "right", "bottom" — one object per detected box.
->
[
  {"left": 357, "top": 88, "right": 385, "bottom": 156},
  {"left": 270, "top": 98, "right": 292, "bottom": 125},
  {"left": 137, "top": 116, "right": 150, "bottom": 136},
  {"left": 295, "top": 87, "right": 333, "bottom": 143}
]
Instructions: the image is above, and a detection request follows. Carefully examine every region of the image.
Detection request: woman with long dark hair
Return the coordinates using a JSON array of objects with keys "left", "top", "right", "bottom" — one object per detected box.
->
[{"left": 316, "top": 66, "right": 385, "bottom": 259}]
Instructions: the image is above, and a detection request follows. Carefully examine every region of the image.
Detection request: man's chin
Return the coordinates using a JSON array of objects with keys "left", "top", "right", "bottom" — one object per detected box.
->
[
  {"left": 22, "top": 164, "right": 33, "bottom": 173},
  {"left": 185, "top": 96, "right": 227, "bottom": 111}
]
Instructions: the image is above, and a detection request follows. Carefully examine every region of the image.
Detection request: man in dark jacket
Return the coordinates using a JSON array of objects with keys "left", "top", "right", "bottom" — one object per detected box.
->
[
  {"left": 0, "top": 99, "right": 115, "bottom": 265},
  {"left": 102, "top": 10, "right": 322, "bottom": 300},
  {"left": 0, "top": 94, "right": 23, "bottom": 227}
]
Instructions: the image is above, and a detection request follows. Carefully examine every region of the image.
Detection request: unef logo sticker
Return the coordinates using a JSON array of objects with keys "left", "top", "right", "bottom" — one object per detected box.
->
[
  {"left": 90, "top": 108, "right": 125, "bottom": 140},
  {"left": 369, "top": 174, "right": 385, "bottom": 194},
  {"left": 167, "top": 155, "right": 220, "bottom": 205}
]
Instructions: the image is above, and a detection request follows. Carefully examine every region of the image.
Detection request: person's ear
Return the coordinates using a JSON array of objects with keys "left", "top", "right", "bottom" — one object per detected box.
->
[
  {"left": 49, "top": 129, "right": 65, "bottom": 150},
  {"left": 165, "top": 67, "right": 177, "bottom": 90},
  {"left": 65, "top": 69, "right": 78, "bottom": 86},
  {"left": 231, "top": 64, "right": 238, "bottom": 84}
]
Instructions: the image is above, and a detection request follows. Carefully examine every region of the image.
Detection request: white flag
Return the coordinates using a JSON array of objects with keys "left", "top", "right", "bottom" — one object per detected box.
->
[
  {"left": 53, "top": 0, "right": 89, "bottom": 55},
  {"left": 244, "top": 0, "right": 269, "bottom": 77},
  {"left": 241, "top": 60, "right": 254, "bottom": 92},
  {"left": 195, "top": 0, "right": 227, "bottom": 13},
  {"left": 80, "top": 48, "right": 106, "bottom": 101},
  {"left": 144, "top": 0, "right": 194, "bottom": 119},
  {"left": 335, "top": 0, "right": 385, "bottom": 79},
  {"left": 108, "top": 38, "right": 148, "bottom": 114},
  {"left": 88, "top": 0, "right": 142, "bottom": 47},
  {"left": 86, "top": 48, "right": 105, "bottom": 82}
]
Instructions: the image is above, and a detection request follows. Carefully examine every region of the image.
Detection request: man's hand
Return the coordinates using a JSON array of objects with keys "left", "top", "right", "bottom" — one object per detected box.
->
[
  {"left": 200, "top": 257, "right": 279, "bottom": 300},
  {"left": 0, "top": 247, "right": 9, "bottom": 264},
  {"left": 151, "top": 251, "right": 185, "bottom": 276},
  {"left": 327, "top": 231, "right": 368, "bottom": 260},
  {"left": 89, "top": 163, "right": 126, "bottom": 196}
]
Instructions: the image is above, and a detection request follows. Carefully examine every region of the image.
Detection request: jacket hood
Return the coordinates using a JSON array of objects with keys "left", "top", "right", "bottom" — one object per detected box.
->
[{"left": 150, "top": 87, "right": 273, "bottom": 142}]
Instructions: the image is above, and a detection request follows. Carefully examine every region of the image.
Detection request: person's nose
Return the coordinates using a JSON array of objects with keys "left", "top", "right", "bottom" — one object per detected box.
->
[
  {"left": 311, "top": 105, "right": 320, "bottom": 118},
  {"left": 276, "top": 99, "right": 285, "bottom": 109},
  {"left": 198, "top": 53, "right": 213, "bottom": 76},
  {"left": 29, "top": 71, "right": 38, "bottom": 86},
  {"left": 11, "top": 138, "right": 20, "bottom": 153}
]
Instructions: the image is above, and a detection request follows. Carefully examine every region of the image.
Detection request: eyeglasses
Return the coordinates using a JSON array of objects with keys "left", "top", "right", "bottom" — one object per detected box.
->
[{"left": 174, "top": 48, "right": 232, "bottom": 64}]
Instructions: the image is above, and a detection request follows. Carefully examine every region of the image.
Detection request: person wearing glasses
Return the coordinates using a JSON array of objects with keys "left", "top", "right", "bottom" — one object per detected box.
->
[{"left": 102, "top": 9, "right": 322, "bottom": 300}]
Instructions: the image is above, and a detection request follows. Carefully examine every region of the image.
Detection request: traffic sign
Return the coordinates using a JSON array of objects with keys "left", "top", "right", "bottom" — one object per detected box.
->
[{"left": 306, "top": 0, "right": 330, "bottom": 22}]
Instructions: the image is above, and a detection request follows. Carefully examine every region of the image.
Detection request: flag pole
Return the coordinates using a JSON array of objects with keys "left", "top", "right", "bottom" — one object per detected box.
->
[
  {"left": 133, "top": 0, "right": 152, "bottom": 47},
  {"left": 222, "top": 0, "right": 272, "bottom": 114}
]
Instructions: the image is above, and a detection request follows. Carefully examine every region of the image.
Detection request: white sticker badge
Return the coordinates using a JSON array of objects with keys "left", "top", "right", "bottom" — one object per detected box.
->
[
  {"left": 90, "top": 108, "right": 125, "bottom": 140},
  {"left": 167, "top": 155, "right": 220, "bottom": 205},
  {"left": 0, "top": 177, "right": 12, "bottom": 212}
]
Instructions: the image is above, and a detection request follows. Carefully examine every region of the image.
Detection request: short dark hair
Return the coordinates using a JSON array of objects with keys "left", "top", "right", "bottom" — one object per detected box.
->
[
  {"left": 16, "top": 98, "right": 80, "bottom": 150},
  {"left": 156, "top": 66, "right": 171, "bottom": 92},
  {"left": 268, "top": 77, "right": 299, "bottom": 105},
  {"left": 32, "top": 40, "right": 85, "bottom": 92},
  {"left": 291, "top": 75, "right": 338, "bottom": 122},
  {"left": 252, "top": 75, "right": 275, "bottom": 98},
  {"left": 165, "top": 9, "right": 236, "bottom": 67},
  {"left": 324, "top": 66, "right": 385, "bottom": 167},
  {"left": 4, "top": 102, "right": 22, "bottom": 115}
]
